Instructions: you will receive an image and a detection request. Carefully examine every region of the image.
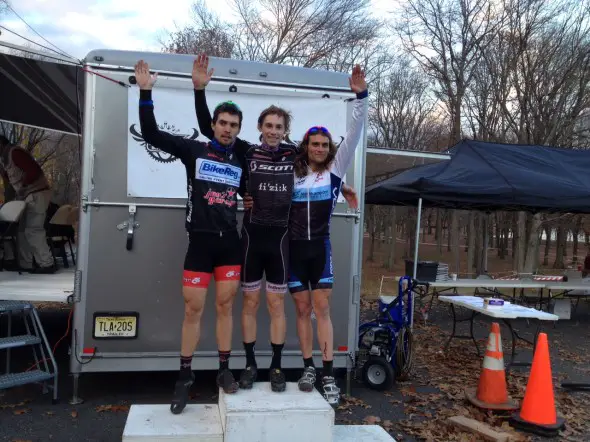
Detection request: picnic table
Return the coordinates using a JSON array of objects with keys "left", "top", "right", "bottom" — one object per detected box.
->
[{"left": 438, "top": 295, "right": 558, "bottom": 369}]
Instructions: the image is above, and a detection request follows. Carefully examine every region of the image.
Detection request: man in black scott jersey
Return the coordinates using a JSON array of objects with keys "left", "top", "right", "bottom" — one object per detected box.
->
[
  {"left": 134, "top": 60, "right": 244, "bottom": 415},
  {"left": 191, "top": 54, "right": 358, "bottom": 393}
]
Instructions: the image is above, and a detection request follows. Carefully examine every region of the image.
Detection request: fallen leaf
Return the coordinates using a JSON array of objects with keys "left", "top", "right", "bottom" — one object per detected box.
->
[
  {"left": 71, "top": 411, "right": 78, "bottom": 418},
  {"left": 45, "top": 411, "right": 55, "bottom": 416},
  {"left": 11, "top": 439, "right": 32, "bottom": 442},
  {"left": 95, "top": 404, "right": 130, "bottom": 413},
  {"left": 363, "top": 415, "right": 381, "bottom": 424},
  {"left": 13, "top": 409, "right": 30, "bottom": 415}
]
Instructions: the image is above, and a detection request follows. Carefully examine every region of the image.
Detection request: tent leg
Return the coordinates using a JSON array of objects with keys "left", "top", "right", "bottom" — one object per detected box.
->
[
  {"left": 411, "top": 198, "right": 423, "bottom": 329},
  {"left": 412, "top": 198, "right": 423, "bottom": 280},
  {"left": 483, "top": 213, "right": 489, "bottom": 273}
]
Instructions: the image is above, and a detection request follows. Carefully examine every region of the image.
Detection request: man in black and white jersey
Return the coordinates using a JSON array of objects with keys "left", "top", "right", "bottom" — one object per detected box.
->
[{"left": 191, "top": 54, "right": 358, "bottom": 393}]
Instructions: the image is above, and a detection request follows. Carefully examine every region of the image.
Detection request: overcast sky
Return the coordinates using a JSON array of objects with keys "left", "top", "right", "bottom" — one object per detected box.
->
[{"left": 0, "top": 0, "right": 397, "bottom": 61}]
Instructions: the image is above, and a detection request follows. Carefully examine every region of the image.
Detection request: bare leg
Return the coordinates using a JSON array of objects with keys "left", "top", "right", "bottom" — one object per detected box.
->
[
  {"left": 215, "top": 280, "right": 240, "bottom": 351},
  {"left": 241, "top": 290, "right": 260, "bottom": 344},
  {"left": 311, "top": 289, "right": 333, "bottom": 363},
  {"left": 293, "top": 291, "right": 313, "bottom": 358},
  {"left": 266, "top": 292, "right": 286, "bottom": 345}
]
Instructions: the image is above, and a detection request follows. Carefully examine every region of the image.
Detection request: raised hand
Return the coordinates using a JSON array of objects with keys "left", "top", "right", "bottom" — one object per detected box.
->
[
  {"left": 134, "top": 60, "right": 158, "bottom": 90},
  {"left": 192, "top": 53, "right": 215, "bottom": 90},
  {"left": 341, "top": 184, "right": 359, "bottom": 210},
  {"left": 348, "top": 64, "right": 367, "bottom": 94}
]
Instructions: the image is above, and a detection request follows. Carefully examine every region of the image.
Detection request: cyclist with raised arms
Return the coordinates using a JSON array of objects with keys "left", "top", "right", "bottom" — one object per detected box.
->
[
  {"left": 134, "top": 60, "right": 244, "bottom": 415},
  {"left": 285, "top": 65, "right": 367, "bottom": 406},
  {"left": 191, "top": 54, "right": 358, "bottom": 393}
]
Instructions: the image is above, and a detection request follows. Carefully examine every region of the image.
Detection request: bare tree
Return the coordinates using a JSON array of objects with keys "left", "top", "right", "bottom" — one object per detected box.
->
[
  {"left": 163, "top": 0, "right": 385, "bottom": 75},
  {"left": 160, "top": 1, "right": 234, "bottom": 57}
]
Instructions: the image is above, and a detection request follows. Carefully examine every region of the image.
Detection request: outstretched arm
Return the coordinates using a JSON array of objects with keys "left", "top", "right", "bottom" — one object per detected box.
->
[
  {"left": 135, "top": 60, "right": 192, "bottom": 162},
  {"left": 331, "top": 65, "right": 368, "bottom": 178},
  {"left": 192, "top": 54, "right": 215, "bottom": 140}
]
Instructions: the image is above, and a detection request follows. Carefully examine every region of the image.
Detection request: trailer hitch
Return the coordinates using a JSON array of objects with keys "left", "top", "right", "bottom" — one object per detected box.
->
[{"left": 116, "top": 205, "right": 139, "bottom": 250}]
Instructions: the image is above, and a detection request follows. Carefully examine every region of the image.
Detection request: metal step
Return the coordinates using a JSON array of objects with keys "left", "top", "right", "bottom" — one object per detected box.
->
[
  {"left": 0, "top": 370, "right": 54, "bottom": 390},
  {"left": 0, "top": 335, "right": 42, "bottom": 350},
  {"left": 0, "top": 300, "right": 32, "bottom": 313}
]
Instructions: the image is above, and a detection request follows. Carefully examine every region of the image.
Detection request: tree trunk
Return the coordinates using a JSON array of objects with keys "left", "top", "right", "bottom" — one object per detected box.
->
[
  {"left": 499, "top": 228, "right": 507, "bottom": 259},
  {"left": 367, "top": 206, "right": 376, "bottom": 262},
  {"left": 475, "top": 214, "right": 483, "bottom": 275},
  {"left": 447, "top": 210, "right": 452, "bottom": 252},
  {"left": 523, "top": 214, "right": 542, "bottom": 274},
  {"left": 467, "top": 213, "right": 475, "bottom": 275},
  {"left": 512, "top": 215, "right": 517, "bottom": 260},
  {"left": 553, "top": 225, "right": 565, "bottom": 269},
  {"left": 427, "top": 212, "right": 433, "bottom": 235},
  {"left": 451, "top": 210, "right": 459, "bottom": 274},
  {"left": 386, "top": 207, "right": 397, "bottom": 270},
  {"left": 573, "top": 229, "right": 579, "bottom": 264},
  {"left": 543, "top": 227, "right": 551, "bottom": 266},
  {"left": 515, "top": 211, "right": 527, "bottom": 273},
  {"left": 436, "top": 209, "right": 443, "bottom": 255}
]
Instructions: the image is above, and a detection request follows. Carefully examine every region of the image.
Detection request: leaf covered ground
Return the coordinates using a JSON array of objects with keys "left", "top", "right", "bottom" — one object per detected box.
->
[{"left": 336, "top": 297, "right": 590, "bottom": 441}]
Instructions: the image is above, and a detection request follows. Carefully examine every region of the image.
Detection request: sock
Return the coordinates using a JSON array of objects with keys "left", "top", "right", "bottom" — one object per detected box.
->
[
  {"left": 323, "top": 360, "right": 333, "bottom": 377},
  {"left": 244, "top": 341, "right": 257, "bottom": 367},
  {"left": 219, "top": 350, "right": 231, "bottom": 371},
  {"left": 303, "top": 357, "right": 315, "bottom": 368},
  {"left": 270, "top": 343, "right": 284, "bottom": 370},
  {"left": 179, "top": 354, "right": 193, "bottom": 380}
]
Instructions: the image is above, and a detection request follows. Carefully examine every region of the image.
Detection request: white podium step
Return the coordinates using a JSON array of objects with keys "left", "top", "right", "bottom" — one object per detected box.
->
[
  {"left": 219, "top": 382, "right": 334, "bottom": 442},
  {"left": 122, "top": 404, "right": 223, "bottom": 442},
  {"left": 333, "top": 425, "right": 397, "bottom": 441}
]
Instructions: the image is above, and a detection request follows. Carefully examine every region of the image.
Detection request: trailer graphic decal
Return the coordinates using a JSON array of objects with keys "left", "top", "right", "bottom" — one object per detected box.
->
[
  {"left": 127, "top": 86, "right": 350, "bottom": 199},
  {"left": 129, "top": 122, "right": 199, "bottom": 164}
]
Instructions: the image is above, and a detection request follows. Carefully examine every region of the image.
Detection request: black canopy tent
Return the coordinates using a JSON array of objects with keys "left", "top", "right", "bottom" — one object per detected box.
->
[
  {"left": 365, "top": 139, "right": 590, "bottom": 213},
  {"left": 365, "top": 139, "right": 590, "bottom": 280},
  {"left": 0, "top": 52, "right": 84, "bottom": 135}
]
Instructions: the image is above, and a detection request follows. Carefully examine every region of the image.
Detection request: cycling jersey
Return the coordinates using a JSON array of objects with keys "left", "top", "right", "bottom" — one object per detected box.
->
[
  {"left": 289, "top": 92, "right": 368, "bottom": 241},
  {"left": 139, "top": 89, "right": 244, "bottom": 235},
  {"left": 194, "top": 89, "right": 297, "bottom": 228}
]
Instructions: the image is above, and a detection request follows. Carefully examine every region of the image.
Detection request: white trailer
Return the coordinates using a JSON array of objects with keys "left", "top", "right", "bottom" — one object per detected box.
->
[{"left": 51, "top": 49, "right": 368, "bottom": 402}]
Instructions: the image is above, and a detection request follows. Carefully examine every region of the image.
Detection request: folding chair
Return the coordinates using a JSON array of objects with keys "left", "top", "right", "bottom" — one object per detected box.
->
[
  {"left": 46, "top": 205, "right": 76, "bottom": 268},
  {"left": 0, "top": 200, "right": 26, "bottom": 272}
]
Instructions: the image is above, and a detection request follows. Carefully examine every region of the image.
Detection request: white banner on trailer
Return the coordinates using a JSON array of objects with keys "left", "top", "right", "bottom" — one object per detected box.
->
[{"left": 126, "top": 86, "right": 349, "bottom": 199}]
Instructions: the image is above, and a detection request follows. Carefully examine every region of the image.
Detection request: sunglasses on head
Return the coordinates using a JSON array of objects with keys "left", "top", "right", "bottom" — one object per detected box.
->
[
  {"left": 215, "top": 100, "right": 241, "bottom": 111},
  {"left": 304, "top": 126, "right": 331, "bottom": 139}
]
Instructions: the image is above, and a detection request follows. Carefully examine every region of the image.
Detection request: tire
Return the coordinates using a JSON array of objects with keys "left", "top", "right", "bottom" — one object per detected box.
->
[{"left": 362, "top": 356, "right": 394, "bottom": 391}]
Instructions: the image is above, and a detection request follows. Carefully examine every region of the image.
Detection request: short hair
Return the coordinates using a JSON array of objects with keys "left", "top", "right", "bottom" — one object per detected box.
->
[
  {"left": 213, "top": 101, "right": 243, "bottom": 128},
  {"left": 0, "top": 135, "right": 10, "bottom": 147},
  {"left": 258, "top": 105, "right": 291, "bottom": 133}
]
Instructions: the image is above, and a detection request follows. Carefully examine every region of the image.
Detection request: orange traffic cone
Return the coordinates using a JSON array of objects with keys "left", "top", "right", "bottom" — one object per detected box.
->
[
  {"left": 510, "top": 333, "right": 565, "bottom": 437},
  {"left": 465, "top": 322, "right": 518, "bottom": 410}
]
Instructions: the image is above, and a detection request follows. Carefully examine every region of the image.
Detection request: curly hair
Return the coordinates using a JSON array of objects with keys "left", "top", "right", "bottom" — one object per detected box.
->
[
  {"left": 258, "top": 105, "right": 292, "bottom": 134},
  {"left": 293, "top": 130, "right": 338, "bottom": 178}
]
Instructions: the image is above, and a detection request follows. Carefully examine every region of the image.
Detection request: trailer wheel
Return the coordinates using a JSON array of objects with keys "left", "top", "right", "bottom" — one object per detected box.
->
[{"left": 362, "top": 356, "right": 394, "bottom": 391}]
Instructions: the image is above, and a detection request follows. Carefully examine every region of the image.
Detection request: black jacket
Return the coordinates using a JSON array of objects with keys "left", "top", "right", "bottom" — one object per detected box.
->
[
  {"left": 139, "top": 89, "right": 244, "bottom": 235},
  {"left": 194, "top": 89, "right": 297, "bottom": 228}
]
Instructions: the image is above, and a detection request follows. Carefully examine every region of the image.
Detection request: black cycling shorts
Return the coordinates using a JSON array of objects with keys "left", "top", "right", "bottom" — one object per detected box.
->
[
  {"left": 288, "top": 238, "right": 333, "bottom": 294},
  {"left": 241, "top": 224, "right": 289, "bottom": 293},
  {"left": 182, "top": 230, "right": 242, "bottom": 288}
]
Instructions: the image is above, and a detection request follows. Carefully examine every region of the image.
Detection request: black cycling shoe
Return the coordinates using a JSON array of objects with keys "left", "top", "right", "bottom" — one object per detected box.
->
[
  {"left": 270, "top": 368, "right": 286, "bottom": 392},
  {"left": 170, "top": 373, "right": 194, "bottom": 414},
  {"left": 217, "top": 368, "right": 239, "bottom": 394},
  {"left": 239, "top": 365, "right": 258, "bottom": 389}
]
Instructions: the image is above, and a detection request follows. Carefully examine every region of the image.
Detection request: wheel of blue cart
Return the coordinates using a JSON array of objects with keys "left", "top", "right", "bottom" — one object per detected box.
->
[{"left": 362, "top": 356, "right": 394, "bottom": 391}]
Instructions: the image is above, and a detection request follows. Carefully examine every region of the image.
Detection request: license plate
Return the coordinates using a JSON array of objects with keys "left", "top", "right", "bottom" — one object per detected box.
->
[{"left": 93, "top": 314, "right": 138, "bottom": 339}]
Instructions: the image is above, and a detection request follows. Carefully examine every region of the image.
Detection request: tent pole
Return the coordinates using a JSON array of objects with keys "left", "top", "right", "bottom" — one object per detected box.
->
[
  {"left": 410, "top": 198, "right": 422, "bottom": 329},
  {"left": 483, "top": 213, "right": 489, "bottom": 273},
  {"left": 412, "top": 198, "right": 423, "bottom": 280}
]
